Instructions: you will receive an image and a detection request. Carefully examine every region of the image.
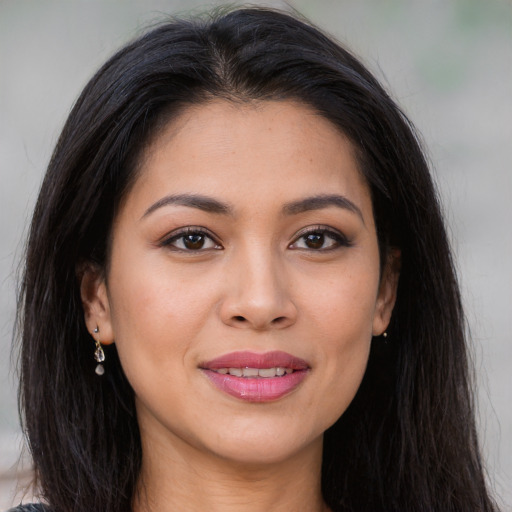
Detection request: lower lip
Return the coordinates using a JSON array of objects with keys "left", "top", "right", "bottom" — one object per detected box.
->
[{"left": 202, "top": 369, "right": 309, "bottom": 402}]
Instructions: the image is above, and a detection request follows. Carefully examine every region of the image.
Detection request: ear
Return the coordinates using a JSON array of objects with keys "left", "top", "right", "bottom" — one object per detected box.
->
[
  {"left": 78, "top": 262, "right": 115, "bottom": 344},
  {"left": 372, "top": 248, "right": 401, "bottom": 336}
]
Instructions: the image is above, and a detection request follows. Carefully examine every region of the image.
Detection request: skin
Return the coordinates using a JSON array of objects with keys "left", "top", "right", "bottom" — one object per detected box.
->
[{"left": 81, "top": 99, "right": 399, "bottom": 512}]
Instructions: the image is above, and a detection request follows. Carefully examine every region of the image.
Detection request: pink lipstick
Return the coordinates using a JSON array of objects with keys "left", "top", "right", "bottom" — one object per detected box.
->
[{"left": 200, "top": 351, "right": 310, "bottom": 402}]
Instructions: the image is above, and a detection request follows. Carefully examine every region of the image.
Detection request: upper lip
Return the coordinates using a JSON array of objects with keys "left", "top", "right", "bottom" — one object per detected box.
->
[{"left": 200, "top": 351, "right": 310, "bottom": 370}]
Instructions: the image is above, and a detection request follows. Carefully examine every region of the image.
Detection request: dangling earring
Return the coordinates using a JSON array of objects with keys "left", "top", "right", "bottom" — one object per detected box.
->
[{"left": 93, "top": 326, "right": 105, "bottom": 376}]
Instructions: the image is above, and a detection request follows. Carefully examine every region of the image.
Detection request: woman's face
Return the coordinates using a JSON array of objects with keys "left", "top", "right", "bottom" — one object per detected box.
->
[{"left": 82, "top": 100, "right": 398, "bottom": 466}]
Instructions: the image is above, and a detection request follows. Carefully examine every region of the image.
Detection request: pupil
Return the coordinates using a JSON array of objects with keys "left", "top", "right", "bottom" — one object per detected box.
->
[
  {"left": 305, "top": 233, "right": 324, "bottom": 249},
  {"left": 184, "top": 234, "right": 204, "bottom": 250}
]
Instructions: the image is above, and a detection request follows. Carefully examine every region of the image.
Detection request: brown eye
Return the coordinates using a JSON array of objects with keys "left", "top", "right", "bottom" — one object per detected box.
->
[
  {"left": 183, "top": 233, "right": 206, "bottom": 250},
  {"left": 162, "top": 228, "right": 221, "bottom": 251},
  {"left": 304, "top": 232, "right": 325, "bottom": 249},
  {"left": 289, "top": 227, "right": 350, "bottom": 251}
]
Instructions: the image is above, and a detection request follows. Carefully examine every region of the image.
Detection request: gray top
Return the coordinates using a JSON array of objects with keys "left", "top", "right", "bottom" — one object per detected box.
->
[{"left": 7, "top": 505, "right": 49, "bottom": 512}]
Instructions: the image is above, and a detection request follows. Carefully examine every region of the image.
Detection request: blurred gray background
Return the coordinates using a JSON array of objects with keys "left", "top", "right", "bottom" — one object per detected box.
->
[{"left": 1, "top": 0, "right": 511, "bottom": 508}]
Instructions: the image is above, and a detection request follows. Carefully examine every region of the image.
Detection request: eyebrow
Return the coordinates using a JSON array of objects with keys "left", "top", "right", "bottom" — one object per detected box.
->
[
  {"left": 141, "top": 192, "right": 364, "bottom": 222},
  {"left": 141, "top": 193, "right": 233, "bottom": 218},
  {"left": 282, "top": 194, "right": 364, "bottom": 222}
]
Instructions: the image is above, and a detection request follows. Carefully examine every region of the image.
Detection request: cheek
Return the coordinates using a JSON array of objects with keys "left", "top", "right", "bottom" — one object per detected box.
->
[
  {"left": 314, "top": 317, "right": 372, "bottom": 427},
  {"left": 304, "top": 264, "right": 379, "bottom": 340},
  {"left": 300, "top": 266, "right": 377, "bottom": 417},
  {"left": 105, "top": 255, "right": 216, "bottom": 380}
]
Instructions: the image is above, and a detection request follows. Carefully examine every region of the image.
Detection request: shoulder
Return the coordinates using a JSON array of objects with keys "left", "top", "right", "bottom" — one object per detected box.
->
[{"left": 6, "top": 505, "right": 51, "bottom": 512}]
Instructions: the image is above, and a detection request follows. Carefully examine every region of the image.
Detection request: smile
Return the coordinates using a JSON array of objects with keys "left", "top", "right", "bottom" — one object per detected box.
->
[
  {"left": 200, "top": 351, "right": 310, "bottom": 402},
  {"left": 211, "top": 367, "right": 294, "bottom": 377}
]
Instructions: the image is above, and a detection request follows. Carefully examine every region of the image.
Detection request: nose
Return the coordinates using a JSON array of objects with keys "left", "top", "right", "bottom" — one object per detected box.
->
[{"left": 219, "top": 249, "right": 298, "bottom": 330}]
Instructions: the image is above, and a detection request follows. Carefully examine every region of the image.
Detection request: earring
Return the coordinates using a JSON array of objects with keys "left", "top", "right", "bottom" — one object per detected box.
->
[
  {"left": 93, "top": 326, "right": 105, "bottom": 376},
  {"left": 382, "top": 331, "right": 388, "bottom": 339}
]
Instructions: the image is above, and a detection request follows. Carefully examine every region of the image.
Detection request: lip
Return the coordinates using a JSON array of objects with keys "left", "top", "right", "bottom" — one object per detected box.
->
[
  {"left": 200, "top": 351, "right": 310, "bottom": 403},
  {"left": 201, "top": 350, "right": 310, "bottom": 370}
]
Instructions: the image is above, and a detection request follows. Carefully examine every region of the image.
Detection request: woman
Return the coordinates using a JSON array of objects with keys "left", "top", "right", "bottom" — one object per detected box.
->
[{"left": 12, "top": 7, "right": 499, "bottom": 512}]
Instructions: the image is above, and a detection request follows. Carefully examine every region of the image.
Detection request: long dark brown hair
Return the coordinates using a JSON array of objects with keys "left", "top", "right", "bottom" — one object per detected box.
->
[{"left": 16, "top": 7, "right": 499, "bottom": 512}]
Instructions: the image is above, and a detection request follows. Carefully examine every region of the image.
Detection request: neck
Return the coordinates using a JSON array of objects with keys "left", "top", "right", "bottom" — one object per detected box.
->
[{"left": 133, "top": 426, "right": 329, "bottom": 512}]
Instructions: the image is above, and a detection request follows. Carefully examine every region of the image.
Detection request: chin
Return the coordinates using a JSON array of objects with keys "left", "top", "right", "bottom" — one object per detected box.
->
[{"left": 202, "top": 420, "right": 324, "bottom": 467}]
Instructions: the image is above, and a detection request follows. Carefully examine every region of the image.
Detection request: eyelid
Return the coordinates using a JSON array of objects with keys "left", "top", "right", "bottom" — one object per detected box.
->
[
  {"left": 158, "top": 224, "right": 350, "bottom": 251},
  {"left": 288, "top": 225, "right": 351, "bottom": 250},
  {"left": 159, "top": 226, "right": 223, "bottom": 250}
]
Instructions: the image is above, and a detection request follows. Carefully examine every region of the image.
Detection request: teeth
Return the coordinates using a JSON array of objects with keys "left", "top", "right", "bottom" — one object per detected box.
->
[
  {"left": 213, "top": 367, "right": 295, "bottom": 378},
  {"left": 258, "top": 368, "right": 277, "bottom": 378}
]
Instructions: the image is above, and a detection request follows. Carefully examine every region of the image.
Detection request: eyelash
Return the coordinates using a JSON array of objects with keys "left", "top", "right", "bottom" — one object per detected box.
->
[
  {"left": 289, "top": 225, "right": 351, "bottom": 251},
  {"left": 160, "top": 226, "right": 222, "bottom": 252},
  {"left": 160, "top": 225, "right": 351, "bottom": 252}
]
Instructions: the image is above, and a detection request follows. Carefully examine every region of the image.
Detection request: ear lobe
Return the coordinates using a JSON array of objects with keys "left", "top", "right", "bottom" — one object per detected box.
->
[
  {"left": 78, "top": 262, "right": 115, "bottom": 344},
  {"left": 372, "top": 248, "right": 401, "bottom": 336}
]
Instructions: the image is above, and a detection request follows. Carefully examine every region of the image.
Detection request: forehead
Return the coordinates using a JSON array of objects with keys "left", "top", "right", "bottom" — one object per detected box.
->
[
  {"left": 145, "top": 99, "right": 356, "bottom": 163},
  {"left": 127, "top": 99, "right": 372, "bottom": 218}
]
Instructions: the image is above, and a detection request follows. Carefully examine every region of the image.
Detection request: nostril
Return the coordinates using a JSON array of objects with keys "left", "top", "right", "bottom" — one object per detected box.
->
[
  {"left": 272, "top": 316, "right": 286, "bottom": 324},
  {"left": 233, "top": 316, "right": 246, "bottom": 322}
]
